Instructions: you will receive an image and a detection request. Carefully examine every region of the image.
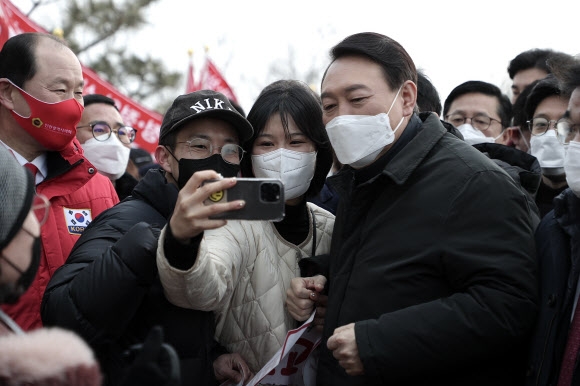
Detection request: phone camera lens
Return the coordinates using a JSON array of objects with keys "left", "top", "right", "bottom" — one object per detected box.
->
[{"left": 261, "top": 183, "right": 281, "bottom": 202}]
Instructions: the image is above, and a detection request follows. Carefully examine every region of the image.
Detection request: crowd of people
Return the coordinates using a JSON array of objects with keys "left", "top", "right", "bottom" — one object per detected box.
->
[{"left": 0, "top": 30, "right": 579, "bottom": 386}]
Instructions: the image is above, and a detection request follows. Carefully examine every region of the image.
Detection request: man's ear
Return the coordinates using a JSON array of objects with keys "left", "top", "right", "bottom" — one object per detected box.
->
[
  {"left": 401, "top": 80, "right": 417, "bottom": 117},
  {"left": 503, "top": 126, "right": 530, "bottom": 152},
  {"left": 497, "top": 128, "right": 514, "bottom": 147},
  {"left": 0, "top": 79, "right": 16, "bottom": 110},
  {"left": 154, "top": 145, "right": 174, "bottom": 175}
]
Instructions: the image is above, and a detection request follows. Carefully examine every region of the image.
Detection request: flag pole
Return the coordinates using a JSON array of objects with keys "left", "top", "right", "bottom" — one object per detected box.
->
[
  {"left": 185, "top": 48, "right": 195, "bottom": 93},
  {"left": 197, "top": 45, "right": 210, "bottom": 91}
]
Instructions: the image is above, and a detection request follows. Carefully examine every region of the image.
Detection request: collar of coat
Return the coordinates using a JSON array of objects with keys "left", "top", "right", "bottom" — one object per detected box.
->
[
  {"left": 329, "top": 112, "right": 447, "bottom": 195},
  {"left": 554, "top": 189, "right": 580, "bottom": 241}
]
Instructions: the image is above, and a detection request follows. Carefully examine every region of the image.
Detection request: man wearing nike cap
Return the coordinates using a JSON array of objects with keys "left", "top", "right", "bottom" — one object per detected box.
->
[{"left": 42, "top": 90, "right": 253, "bottom": 385}]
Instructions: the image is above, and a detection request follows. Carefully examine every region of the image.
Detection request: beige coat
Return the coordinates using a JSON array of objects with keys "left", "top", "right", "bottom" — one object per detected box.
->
[{"left": 157, "top": 203, "right": 334, "bottom": 372}]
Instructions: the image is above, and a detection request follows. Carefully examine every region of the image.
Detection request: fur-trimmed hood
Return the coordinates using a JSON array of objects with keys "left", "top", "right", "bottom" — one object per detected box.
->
[{"left": 0, "top": 327, "right": 102, "bottom": 385}]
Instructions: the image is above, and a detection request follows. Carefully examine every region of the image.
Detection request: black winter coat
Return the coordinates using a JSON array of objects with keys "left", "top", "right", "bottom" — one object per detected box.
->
[
  {"left": 526, "top": 189, "right": 580, "bottom": 386},
  {"left": 315, "top": 113, "right": 538, "bottom": 386},
  {"left": 473, "top": 142, "right": 542, "bottom": 229},
  {"left": 41, "top": 169, "right": 224, "bottom": 386}
]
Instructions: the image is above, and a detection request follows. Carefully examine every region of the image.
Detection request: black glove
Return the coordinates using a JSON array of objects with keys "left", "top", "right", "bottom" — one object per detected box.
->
[{"left": 120, "top": 326, "right": 180, "bottom": 386}]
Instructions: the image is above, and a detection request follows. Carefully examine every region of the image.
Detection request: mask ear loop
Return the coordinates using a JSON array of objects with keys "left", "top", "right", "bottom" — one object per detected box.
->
[
  {"left": 386, "top": 85, "right": 404, "bottom": 116},
  {"left": 0, "top": 226, "right": 38, "bottom": 276},
  {"left": 162, "top": 146, "right": 180, "bottom": 185},
  {"left": 492, "top": 131, "right": 504, "bottom": 142},
  {"left": 0, "top": 253, "right": 25, "bottom": 276},
  {"left": 392, "top": 116, "right": 405, "bottom": 133},
  {"left": 517, "top": 127, "right": 531, "bottom": 152},
  {"left": 386, "top": 85, "right": 405, "bottom": 133},
  {"left": 164, "top": 145, "right": 179, "bottom": 163}
]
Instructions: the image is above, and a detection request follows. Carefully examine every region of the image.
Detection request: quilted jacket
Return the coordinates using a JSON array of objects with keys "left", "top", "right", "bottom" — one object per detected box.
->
[{"left": 157, "top": 203, "right": 334, "bottom": 372}]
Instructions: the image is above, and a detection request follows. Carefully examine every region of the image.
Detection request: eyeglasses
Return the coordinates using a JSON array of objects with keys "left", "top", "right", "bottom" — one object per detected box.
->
[
  {"left": 527, "top": 117, "right": 560, "bottom": 135},
  {"left": 527, "top": 117, "right": 578, "bottom": 144},
  {"left": 77, "top": 122, "right": 137, "bottom": 144},
  {"left": 445, "top": 113, "right": 502, "bottom": 132},
  {"left": 177, "top": 138, "right": 245, "bottom": 164},
  {"left": 32, "top": 193, "right": 50, "bottom": 226}
]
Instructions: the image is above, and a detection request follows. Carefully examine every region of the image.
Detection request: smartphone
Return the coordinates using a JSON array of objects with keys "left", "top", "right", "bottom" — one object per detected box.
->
[{"left": 203, "top": 178, "right": 285, "bottom": 221}]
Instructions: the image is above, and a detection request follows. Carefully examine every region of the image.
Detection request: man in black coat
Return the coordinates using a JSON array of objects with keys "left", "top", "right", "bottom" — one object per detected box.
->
[
  {"left": 525, "top": 57, "right": 580, "bottom": 386},
  {"left": 286, "top": 32, "right": 538, "bottom": 386},
  {"left": 441, "top": 79, "right": 543, "bottom": 229},
  {"left": 41, "top": 90, "right": 254, "bottom": 386}
]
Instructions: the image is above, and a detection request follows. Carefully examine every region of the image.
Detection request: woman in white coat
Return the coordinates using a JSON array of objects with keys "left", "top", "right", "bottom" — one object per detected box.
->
[{"left": 156, "top": 80, "right": 335, "bottom": 373}]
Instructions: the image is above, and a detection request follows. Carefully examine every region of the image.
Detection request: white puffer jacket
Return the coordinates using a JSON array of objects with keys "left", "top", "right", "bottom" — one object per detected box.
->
[{"left": 157, "top": 203, "right": 334, "bottom": 372}]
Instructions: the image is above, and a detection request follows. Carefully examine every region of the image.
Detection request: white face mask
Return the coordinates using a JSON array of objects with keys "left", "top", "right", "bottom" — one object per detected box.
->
[
  {"left": 457, "top": 124, "right": 500, "bottom": 146},
  {"left": 565, "top": 141, "right": 580, "bottom": 198},
  {"left": 530, "top": 130, "right": 566, "bottom": 170},
  {"left": 252, "top": 148, "right": 317, "bottom": 200},
  {"left": 82, "top": 133, "right": 131, "bottom": 181},
  {"left": 325, "top": 86, "right": 404, "bottom": 169}
]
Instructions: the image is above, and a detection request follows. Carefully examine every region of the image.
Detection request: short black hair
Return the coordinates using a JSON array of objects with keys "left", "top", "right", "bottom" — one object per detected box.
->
[
  {"left": 549, "top": 55, "right": 580, "bottom": 96},
  {"left": 417, "top": 70, "right": 442, "bottom": 116},
  {"left": 511, "top": 80, "right": 540, "bottom": 130},
  {"left": 524, "top": 74, "right": 565, "bottom": 126},
  {"left": 241, "top": 80, "right": 332, "bottom": 199},
  {"left": 508, "top": 48, "right": 573, "bottom": 79},
  {"left": 443, "top": 80, "right": 512, "bottom": 128},
  {"left": 321, "top": 32, "right": 417, "bottom": 91},
  {"left": 83, "top": 94, "right": 119, "bottom": 111},
  {"left": 0, "top": 32, "right": 67, "bottom": 88}
]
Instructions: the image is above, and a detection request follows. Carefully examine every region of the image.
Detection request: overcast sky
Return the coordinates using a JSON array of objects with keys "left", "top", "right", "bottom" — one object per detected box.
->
[{"left": 12, "top": 0, "right": 580, "bottom": 114}]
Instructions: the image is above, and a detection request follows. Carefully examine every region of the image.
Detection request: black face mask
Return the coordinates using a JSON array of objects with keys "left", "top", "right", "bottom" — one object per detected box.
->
[
  {"left": 176, "top": 154, "right": 240, "bottom": 189},
  {"left": 0, "top": 235, "right": 41, "bottom": 305}
]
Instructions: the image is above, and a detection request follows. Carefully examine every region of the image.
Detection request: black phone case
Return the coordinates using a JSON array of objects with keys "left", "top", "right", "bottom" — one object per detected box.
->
[{"left": 204, "top": 178, "right": 285, "bottom": 221}]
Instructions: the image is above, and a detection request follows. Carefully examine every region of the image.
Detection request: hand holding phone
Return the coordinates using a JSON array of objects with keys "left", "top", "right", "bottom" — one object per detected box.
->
[
  {"left": 203, "top": 178, "right": 285, "bottom": 221},
  {"left": 169, "top": 170, "right": 243, "bottom": 242}
]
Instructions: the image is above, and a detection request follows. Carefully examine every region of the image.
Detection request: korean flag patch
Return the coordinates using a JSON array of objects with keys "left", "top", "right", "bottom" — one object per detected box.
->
[{"left": 63, "top": 207, "right": 92, "bottom": 235}]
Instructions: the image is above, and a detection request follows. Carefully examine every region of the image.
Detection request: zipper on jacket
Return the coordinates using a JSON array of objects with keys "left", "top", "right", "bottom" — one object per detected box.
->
[{"left": 535, "top": 312, "right": 557, "bottom": 386}]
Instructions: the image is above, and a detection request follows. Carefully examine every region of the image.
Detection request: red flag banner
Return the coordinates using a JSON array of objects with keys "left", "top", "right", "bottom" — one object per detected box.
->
[
  {"left": 197, "top": 57, "right": 238, "bottom": 102},
  {"left": 0, "top": 0, "right": 162, "bottom": 153}
]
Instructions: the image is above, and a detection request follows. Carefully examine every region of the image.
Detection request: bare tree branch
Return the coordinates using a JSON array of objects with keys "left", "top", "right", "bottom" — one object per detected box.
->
[{"left": 26, "top": 0, "right": 60, "bottom": 17}]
